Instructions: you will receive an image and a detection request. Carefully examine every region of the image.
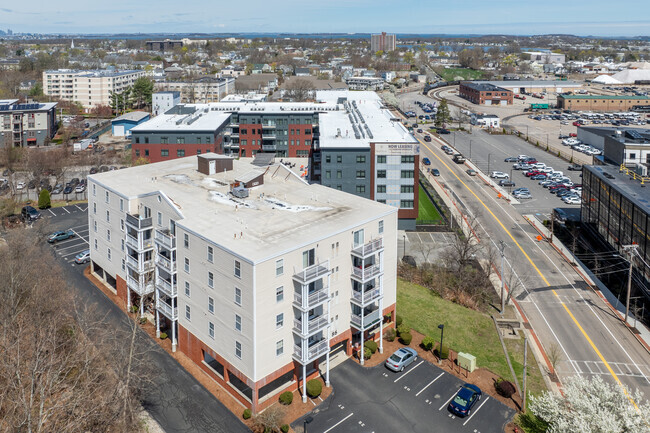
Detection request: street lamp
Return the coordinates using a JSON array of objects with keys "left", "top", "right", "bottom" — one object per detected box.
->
[
  {"left": 304, "top": 416, "right": 313, "bottom": 433},
  {"left": 438, "top": 324, "right": 444, "bottom": 362}
]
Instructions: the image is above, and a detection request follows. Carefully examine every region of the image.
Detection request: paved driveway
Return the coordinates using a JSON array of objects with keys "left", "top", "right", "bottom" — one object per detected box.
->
[
  {"left": 294, "top": 359, "right": 514, "bottom": 433},
  {"left": 46, "top": 205, "right": 250, "bottom": 433}
]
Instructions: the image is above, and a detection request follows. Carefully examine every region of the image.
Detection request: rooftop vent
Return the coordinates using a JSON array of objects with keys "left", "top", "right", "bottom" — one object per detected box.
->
[{"left": 231, "top": 185, "right": 249, "bottom": 198}]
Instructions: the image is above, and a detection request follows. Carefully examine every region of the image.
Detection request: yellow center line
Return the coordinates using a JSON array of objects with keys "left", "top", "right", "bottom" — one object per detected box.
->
[{"left": 417, "top": 136, "right": 644, "bottom": 413}]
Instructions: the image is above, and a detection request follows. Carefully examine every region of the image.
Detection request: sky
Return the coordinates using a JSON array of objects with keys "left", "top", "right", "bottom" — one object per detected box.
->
[{"left": 1, "top": 0, "right": 649, "bottom": 37}]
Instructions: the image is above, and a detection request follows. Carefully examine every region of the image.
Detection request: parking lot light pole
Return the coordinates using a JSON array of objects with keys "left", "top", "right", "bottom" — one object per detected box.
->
[
  {"left": 403, "top": 234, "right": 406, "bottom": 260},
  {"left": 438, "top": 324, "right": 444, "bottom": 363}
]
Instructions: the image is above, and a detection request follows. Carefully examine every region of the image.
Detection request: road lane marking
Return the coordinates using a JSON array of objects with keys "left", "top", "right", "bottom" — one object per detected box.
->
[
  {"left": 418, "top": 137, "right": 644, "bottom": 413},
  {"left": 394, "top": 360, "right": 424, "bottom": 383},
  {"left": 415, "top": 372, "right": 444, "bottom": 397},
  {"left": 439, "top": 388, "right": 459, "bottom": 411},
  {"left": 463, "top": 396, "right": 489, "bottom": 426},
  {"left": 323, "top": 413, "right": 354, "bottom": 433}
]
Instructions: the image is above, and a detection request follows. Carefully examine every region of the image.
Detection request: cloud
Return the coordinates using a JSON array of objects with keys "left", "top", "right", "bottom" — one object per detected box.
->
[{"left": 0, "top": 8, "right": 12, "bottom": 13}]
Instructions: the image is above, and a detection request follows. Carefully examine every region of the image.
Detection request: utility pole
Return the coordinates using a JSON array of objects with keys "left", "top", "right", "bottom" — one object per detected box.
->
[
  {"left": 623, "top": 244, "right": 638, "bottom": 325},
  {"left": 549, "top": 209, "right": 555, "bottom": 243},
  {"left": 523, "top": 335, "right": 528, "bottom": 412},
  {"left": 499, "top": 240, "right": 507, "bottom": 314}
]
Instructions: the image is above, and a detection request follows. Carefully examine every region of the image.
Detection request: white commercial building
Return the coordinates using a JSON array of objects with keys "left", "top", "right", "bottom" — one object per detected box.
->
[
  {"left": 87, "top": 154, "right": 398, "bottom": 413},
  {"left": 152, "top": 91, "right": 181, "bottom": 116},
  {"left": 43, "top": 69, "right": 146, "bottom": 110}
]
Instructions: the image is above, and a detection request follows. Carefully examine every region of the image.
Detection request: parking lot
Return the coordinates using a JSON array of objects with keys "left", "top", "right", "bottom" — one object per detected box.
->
[
  {"left": 42, "top": 204, "right": 89, "bottom": 271},
  {"left": 294, "top": 359, "right": 514, "bottom": 433}
]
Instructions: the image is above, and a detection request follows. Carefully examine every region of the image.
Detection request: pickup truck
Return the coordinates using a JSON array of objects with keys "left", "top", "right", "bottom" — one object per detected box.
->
[{"left": 452, "top": 154, "right": 466, "bottom": 164}]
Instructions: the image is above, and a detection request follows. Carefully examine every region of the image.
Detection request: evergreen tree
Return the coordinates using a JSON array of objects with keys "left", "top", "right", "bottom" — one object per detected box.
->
[
  {"left": 435, "top": 98, "right": 451, "bottom": 128},
  {"left": 38, "top": 189, "right": 51, "bottom": 209}
]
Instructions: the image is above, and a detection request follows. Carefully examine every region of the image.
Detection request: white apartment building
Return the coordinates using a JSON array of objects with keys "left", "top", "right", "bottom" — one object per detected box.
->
[
  {"left": 345, "top": 76, "right": 385, "bottom": 91},
  {"left": 155, "top": 77, "right": 235, "bottom": 104},
  {"left": 152, "top": 91, "right": 181, "bottom": 116},
  {"left": 43, "top": 69, "right": 146, "bottom": 109},
  {"left": 87, "top": 154, "right": 398, "bottom": 412}
]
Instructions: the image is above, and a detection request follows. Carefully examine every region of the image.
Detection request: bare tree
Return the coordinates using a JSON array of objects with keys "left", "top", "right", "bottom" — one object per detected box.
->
[
  {"left": 283, "top": 78, "right": 316, "bottom": 102},
  {"left": 252, "top": 404, "right": 286, "bottom": 432}
]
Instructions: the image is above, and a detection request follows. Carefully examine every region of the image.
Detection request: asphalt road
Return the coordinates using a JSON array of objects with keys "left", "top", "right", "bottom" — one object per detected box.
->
[
  {"left": 45, "top": 205, "right": 250, "bottom": 433},
  {"left": 293, "top": 359, "right": 514, "bottom": 433},
  {"left": 410, "top": 130, "right": 650, "bottom": 401}
]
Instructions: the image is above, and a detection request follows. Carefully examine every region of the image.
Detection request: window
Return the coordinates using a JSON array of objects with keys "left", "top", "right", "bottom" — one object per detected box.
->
[
  {"left": 235, "top": 287, "right": 242, "bottom": 306},
  {"left": 208, "top": 322, "right": 214, "bottom": 339},
  {"left": 356, "top": 155, "right": 366, "bottom": 163},
  {"left": 135, "top": 137, "right": 140, "bottom": 144},
  {"left": 235, "top": 314, "right": 242, "bottom": 331},
  {"left": 93, "top": 220, "right": 97, "bottom": 232},
  {"left": 379, "top": 220, "right": 384, "bottom": 234},
  {"left": 161, "top": 149, "right": 169, "bottom": 157},
  {"left": 120, "top": 219, "right": 124, "bottom": 231},
  {"left": 356, "top": 185, "right": 366, "bottom": 193},
  {"left": 234, "top": 260, "right": 241, "bottom": 278},
  {"left": 274, "top": 258, "right": 284, "bottom": 276},
  {"left": 353, "top": 229, "right": 364, "bottom": 247},
  {"left": 208, "top": 297, "right": 214, "bottom": 314},
  {"left": 105, "top": 191, "right": 109, "bottom": 203},
  {"left": 120, "top": 199, "right": 124, "bottom": 211},
  {"left": 185, "top": 281, "right": 190, "bottom": 297},
  {"left": 276, "top": 313, "right": 284, "bottom": 329},
  {"left": 121, "top": 259, "right": 125, "bottom": 271},
  {"left": 185, "top": 305, "right": 191, "bottom": 320},
  {"left": 325, "top": 155, "right": 331, "bottom": 163},
  {"left": 241, "top": 128, "right": 247, "bottom": 135},
  {"left": 107, "top": 248, "right": 111, "bottom": 261},
  {"left": 157, "top": 212, "right": 162, "bottom": 226},
  {"left": 276, "top": 340, "right": 284, "bottom": 356},
  {"left": 144, "top": 149, "right": 149, "bottom": 156},
  {"left": 160, "top": 137, "right": 168, "bottom": 144},
  {"left": 235, "top": 341, "right": 242, "bottom": 359},
  {"left": 121, "top": 239, "right": 125, "bottom": 251},
  {"left": 325, "top": 170, "right": 331, "bottom": 179},
  {"left": 93, "top": 203, "right": 96, "bottom": 214},
  {"left": 106, "top": 229, "right": 111, "bottom": 241},
  {"left": 208, "top": 272, "right": 214, "bottom": 288},
  {"left": 400, "top": 200, "right": 414, "bottom": 208},
  {"left": 207, "top": 246, "right": 213, "bottom": 263},
  {"left": 356, "top": 170, "right": 365, "bottom": 179},
  {"left": 177, "top": 149, "right": 185, "bottom": 157},
  {"left": 336, "top": 170, "right": 342, "bottom": 179},
  {"left": 94, "top": 239, "right": 98, "bottom": 250},
  {"left": 401, "top": 185, "right": 414, "bottom": 193},
  {"left": 377, "top": 155, "right": 386, "bottom": 164},
  {"left": 183, "top": 233, "right": 189, "bottom": 248},
  {"left": 336, "top": 155, "right": 342, "bottom": 163},
  {"left": 377, "top": 170, "right": 386, "bottom": 178},
  {"left": 377, "top": 185, "right": 386, "bottom": 193},
  {"left": 276, "top": 286, "right": 284, "bottom": 303},
  {"left": 106, "top": 210, "right": 110, "bottom": 222},
  {"left": 401, "top": 170, "right": 414, "bottom": 178},
  {"left": 401, "top": 155, "right": 415, "bottom": 164},
  {"left": 305, "top": 129, "right": 312, "bottom": 135},
  {"left": 184, "top": 257, "right": 190, "bottom": 273},
  {"left": 92, "top": 184, "right": 96, "bottom": 196}
]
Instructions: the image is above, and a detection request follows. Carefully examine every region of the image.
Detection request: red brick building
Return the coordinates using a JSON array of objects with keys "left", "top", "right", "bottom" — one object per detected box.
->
[{"left": 459, "top": 82, "right": 514, "bottom": 106}]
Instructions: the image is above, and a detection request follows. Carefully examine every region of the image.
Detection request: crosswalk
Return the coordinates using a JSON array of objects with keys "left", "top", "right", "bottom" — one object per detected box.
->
[{"left": 560, "top": 359, "right": 650, "bottom": 379}]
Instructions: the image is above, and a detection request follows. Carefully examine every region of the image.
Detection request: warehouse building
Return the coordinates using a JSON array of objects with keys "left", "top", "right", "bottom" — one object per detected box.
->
[
  {"left": 479, "top": 80, "right": 582, "bottom": 94},
  {"left": 459, "top": 82, "right": 513, "bottom": 106},
  {"left": 87, "top": 154, "right": 398, "bottom": 413},
  {"left": 111, "top": 111, "right": 151, "bottom": 137},
  {"left": 557, "top": 95, "right": 650, "bottom": 112}
]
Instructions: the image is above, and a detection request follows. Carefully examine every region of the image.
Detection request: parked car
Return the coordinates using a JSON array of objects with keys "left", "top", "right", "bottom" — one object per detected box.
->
[
  {"left": 89, "top": 167, "right": 98, "bottom": 174},
  {"left": 448, "top": 384, "right": 482, "bottom": 417},
  {"left": 74, "top": 249, "right": 91, "bottom": 264},
  {"left": 423, "top": 157, "right": 431, "bottom": 166},
  {"left": 47, "top": 230, "right": 74, "bottom": 243},
  {"left": 431, "top": 168, "right": 440, "bottom": 176},
  {"left": 16, "top": 181, "right": 26, "bottom": 190},
  {"left": 466, "top": 169, "right": 478, "bottom": 176},
  {"left": 21, "top": 206, "right": 41, "bottom": 222},
  {"left": 424, "top": 135, "right": 431, "bottom": 142},
  {"left": 437, "top": 128, "right": 450, "bottom": 134},
  {"left": 417, "top": 129, "right": 423, "bottom": 133},
  {"left": 385, "top": 347, "right": 418, "bottom": 372},
  {"left": 28, "top": 179, "right": 37, "bottom": 189},
  {"left": 504, "top": 157, "right": 518, "bottom": 162},
  {"left": 568, "top": 164, "right": 582, "bottom": 171},
  {"left": 531, "top": 174, "right": 547, "bottom": 180},
  {"left": 499, "top": 179, "right": 515, "bottom": 187},
  {"left": 490, "top": 171, "right": 509, "bottom": 179},
  {"left": 514, "top": 191, "right": 532, "bottom": 199},
  {"left": 75, "top": 184, "right": 86, "bottom": 193},
  {"left": 52, "top": 184, "right": 63, "bottom": 194},
  {"left": 564, "top": 196, "right": 581, "bottom": 205},
  {"left": 63, "top": 185, "right": 74, "bottom": 195}
]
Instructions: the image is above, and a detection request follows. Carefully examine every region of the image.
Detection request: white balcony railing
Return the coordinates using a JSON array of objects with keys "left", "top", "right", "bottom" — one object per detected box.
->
[
  {"left": 156, "top": 300, "right": 178, "bottom": 320},
  {"left": 126, "top": 233, "right": 154, "bottom": 251},
  {"left": 351, "top": 237, "right": 384, "bottom": 258},
  {"left": 351, "top": 287, "right": 382, "bottom": 305},
  {"left": 126, "top": 274, "right": 154, "bottom": 296},
  {"left": 156, "top": 276, "right": 177, "bottom": 297},
  {"left": 351, "top": 309, "right": 381, "bottom": 330},
  {"left": 125, "top": 213, "right": 152, "bottom": 230},
  {"left": 155, "top": 253, "right": 176, "bottom": 274},
  {"left": 293, "top": 287, "right": 329, "bottom": 310},
  {"left": 293, "top": 339, "right": 329, "bottom": 363},
  {"left": 154, "top": 229, "right": 176, "bottom": 250},
  {"left": 351, "top": 263, "right": 382, "bottom": 281},
  {"left": 293, "top": 315, "right": 329, "bottom": 336},
  {"left": 125, "top": 254, "right": 153, "bottom": 273},
  {"left": 293, "top": 261, "right": 330, "bottom": 285}
]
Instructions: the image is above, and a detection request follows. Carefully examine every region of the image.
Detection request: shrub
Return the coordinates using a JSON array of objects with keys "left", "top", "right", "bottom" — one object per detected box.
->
[
  {"left": 397, "top": 323, "right": 410, "bottom": 336},
  {"left": 421, "top": 336, "right": 435, "bottom": 351},
  {"left": 363, "top": 347, "right": 372, "bottom": 360},
  {"left": 496, "top": 379, "right": 517, "bottom": 398},
  {"left": 129, "top": 305, "right": 139, "bottom": 314},
  {"left": 139, "top": 317, "right": 147, "bottom": 325},
  {"left": 395, "top": 315, "right": 403, "bottom": 327},
  {"left": 306, "top": 379, "right": 322, "bottom": 398},
  {"left": 281, "top": 425, "right": 289, "bottom": 433},
  {"left": 399, "top": 332, "right": 412, "bottom": 345},
  {"left": 364, "top": 340, "right": 378, "bottom": 354},
  {"left": 159, "top": 332, "right": 168, "bottom": 340},
  {"left": 38, "top": 189, "right": 51, "bottom": 209},
  {"left": 384, "top": 328, "right": 396, "bottom": 342},
  {"left": 435, "top": 343, "right": 449, "bottom": 359},
  {"left": 242, "top": 409, "right": 252, "bottom": 420},
  {"left": 279, "top": 391, "right": 293, "bottom": 405}
]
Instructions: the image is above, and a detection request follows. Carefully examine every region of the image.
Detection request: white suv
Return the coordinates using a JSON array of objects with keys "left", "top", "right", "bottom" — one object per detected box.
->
[{"left": 491, "top": 171, "right": 509, "bottom": 179}]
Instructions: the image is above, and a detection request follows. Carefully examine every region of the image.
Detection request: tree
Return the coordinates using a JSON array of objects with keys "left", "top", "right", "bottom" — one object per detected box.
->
[
  {"left": 435, "top": 98, "right": 451, "bottom": 128},
  {"left": 458, "top": 47, "right": 485, "bottom": 70},
  {"left": 38, "top": 188, "right": 51, "bottom": 209},
  {"left": 283, "top": 78, "right": 315, "bottom": 102},
  {"left": 530, "top": 375, "right": 650, "bottom": 433},
  {"left": 131, "top": 77, "right": 154, "bottom": 109}
]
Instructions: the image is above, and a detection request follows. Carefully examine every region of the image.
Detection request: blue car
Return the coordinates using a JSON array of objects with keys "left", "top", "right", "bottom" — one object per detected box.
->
[
  {"left": 448, "top": 383, "right": 482, "bottom": 417},
  {"left": 47, "top": 230, "right": 74, "bottom": 243},
  {"left": 531, "top": 174, "right": 547, "bottom": 180},
  {"left": 423, "top": 157, "right": 431, "bottom": 166}
]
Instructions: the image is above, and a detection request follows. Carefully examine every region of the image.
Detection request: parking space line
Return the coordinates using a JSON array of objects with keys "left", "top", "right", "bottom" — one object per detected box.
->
[
  {"left": 62, "top": 207, "right": 71, "bottom": 214},
  {"left": 394, "top": 360, "right": 424, "bottom": 383},
  {"left": 69, "top": 229, "right": 89, "bottom": 245},
  {"left": 415, "top": 372, "right": 444, "bottom": 397},
  {"left": 52, "top": 237, "right": 81, "bottom": 246},
  {"left": 462, "top": 396, "right": 490, "bottom": 426},
  {"left": 439, "top": 388, "right": 460, "bottom": 411},
  {"left": 60, "top": 247, "right": 89, "bottom": 258},
  {"left": 68, "top": 224, "right": 89, "bottom": 230},
  {"left": 323, "top": 412, "right": 354, "bottom": 433},
  {"left": 48, "top": 209, "right": 56, "bottom": 216},
  {"left": 55, "top": 243, "right": 89, "bottom": 253},
  {"left": 75, "top": 205, "right": 86, "bottom": 212}
]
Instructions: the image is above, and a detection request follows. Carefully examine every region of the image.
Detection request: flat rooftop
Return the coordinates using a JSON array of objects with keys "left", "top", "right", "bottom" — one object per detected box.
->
[
  {"left": 89, "top": 155, "right": 396, "bottom": 263},
  {"left": 45, "top": 69, "right": 142, "bottom": 77},
  {"left": 130, "top": 107, "right": 231, "bottom": 132},
  {"left": 462, "top": 82, "right": 508, "bottom": 92},
  {"left": 586, "top": 165, "right": 650, "bottom": 215},
  {"left": 477, "top": 80, "right": 582, "bottom": 88},
  {"left": 560, "top": 94, "right": 650, "bottom": 100}
]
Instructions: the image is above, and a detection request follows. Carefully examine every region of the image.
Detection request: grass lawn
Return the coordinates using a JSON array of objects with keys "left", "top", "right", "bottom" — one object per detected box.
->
[
  {"left": 417, "top": 185, "right": 442, "bottom": 224},
  {"left": 397, "top": 278, "right": 546, "bottom": 397},
  {"left": 436, "top": 67, "right": 486, "bottom": 82}
]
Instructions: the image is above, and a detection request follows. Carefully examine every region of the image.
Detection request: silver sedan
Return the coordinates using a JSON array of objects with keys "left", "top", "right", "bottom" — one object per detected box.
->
[{"left": 385, "top": 347, "right": 418, "bottom": 372}]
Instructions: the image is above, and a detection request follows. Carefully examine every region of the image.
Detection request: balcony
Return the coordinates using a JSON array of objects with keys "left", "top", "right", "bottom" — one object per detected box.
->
[
  {"left": 125, "top": 254, "right": 153, "bottom": 273},
  {"left": 352, "top": 237, "right": 384, "bottom": 259},
  {"left": 293, "top": 287, "right": 329, "bottom": 311},
  {"left": 351, "top": 287, "right": 382, "bottom": 305},
  {"left": 293, "top": 261, "right": 330, "bottom": 285},
  {"left": 351, "top": 263, "right": 382, "bottom": 282},
  {"left": 262, "top": 144, "right": 277, "bottom": 151},
  {"left": 156, "top": 300, "right": 178, "bottom": 320},
  {"left": 126, "top": 233, "right": 154, "bottom": 251},
  {"left": 293, "top": 315, "right": 329, "bottom": 337},
  {"left": 125, "top": 213, "right": 152, "bottom": 231},
  {"left": 293, "top": 339, "right": 329, "bottom": 364},
  {"left": 155, "top": 253, "right": 176, "bottom": 274},
  {"left": 156, "top": 276, "right": 177, "bottom": 297},
  {"left": 351, "top": 308, "right": 382, "bottom": 330},
  {"left": 155, "top": 229, "right": 176, "bottom": 250},
  {"left": 262, "top": 134, "right": 276, "bottom": 140},
  {"left": 126, "top": 274, "right": 154, "bottom": 296}
]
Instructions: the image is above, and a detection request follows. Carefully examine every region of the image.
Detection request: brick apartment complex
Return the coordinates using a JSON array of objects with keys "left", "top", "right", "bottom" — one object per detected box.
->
[
  {"left": 458, "top": 82, "right": 514, "bottom": 106},
  {"left": 557, "top": 95, "right": 650, "bottom": 112},
  {"left": 0, "top": 99, "right": 58, "bottom": 147},
  {"left": 87, "top": 154, "right": 397, "bottom": 412},
  {"left": 130, "top": 91, "right": 420, "bottom": 229}
]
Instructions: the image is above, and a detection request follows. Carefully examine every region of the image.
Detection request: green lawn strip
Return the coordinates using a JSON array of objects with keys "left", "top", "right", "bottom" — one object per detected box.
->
[
  {"left": 437, "top": 67, "right": 485, "bottom": 82},
  {"left": 417, "top": 185, "right": 442, "bottom": 223},
  {"left": 397, "top": 278, "right": 546, "bottom": 397},
  {"left": 51, "top": 200, "right": 87, "bottom": 208}
]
